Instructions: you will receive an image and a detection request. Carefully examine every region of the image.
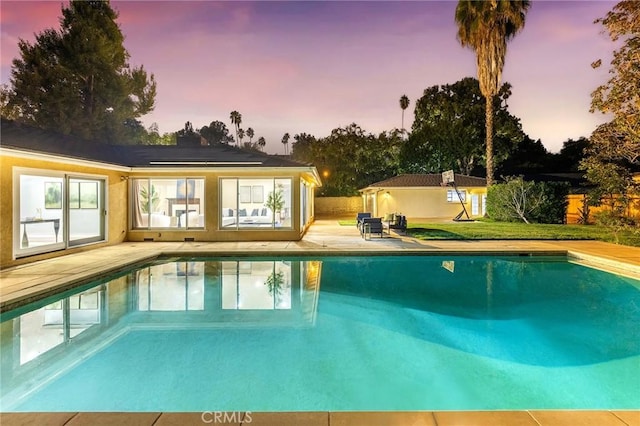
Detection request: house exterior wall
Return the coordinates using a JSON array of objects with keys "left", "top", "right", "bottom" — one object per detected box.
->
[
  {"left": 126, "top": 170, "right": 310, "bottom": 243},
  {"left": 372, "top": 187, "right": 487, "bottom": 219},
  {"left": 1, "top": 153, "right": 127, "bottom": 268},
  {"left": 1, "top": 152, "right": 317, "bottom": 268}
]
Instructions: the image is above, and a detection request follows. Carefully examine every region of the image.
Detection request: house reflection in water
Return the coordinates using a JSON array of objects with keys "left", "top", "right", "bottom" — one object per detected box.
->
[{"left": 0, "top": 258, "right": 322, "bottom": 405}]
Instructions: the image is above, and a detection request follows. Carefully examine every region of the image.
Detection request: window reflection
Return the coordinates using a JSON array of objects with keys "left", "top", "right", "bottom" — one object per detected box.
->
[
  {"left": 137, "top": 261, "right": 205, "bottom": 311},
  {"left": 221, "top": 261, "right": 292, "bottom": 310},
  {"left": 18, "top": 287, "right": 103, "bottom": 365}
]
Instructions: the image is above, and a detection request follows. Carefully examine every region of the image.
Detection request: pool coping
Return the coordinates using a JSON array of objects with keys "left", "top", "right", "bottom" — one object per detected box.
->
[{"left": 1, "top": 410, "right": 639, "bottom": 425}]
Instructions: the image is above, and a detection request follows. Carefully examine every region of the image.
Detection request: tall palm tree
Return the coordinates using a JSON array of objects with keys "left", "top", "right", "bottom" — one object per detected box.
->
[
  {"left": 229, "top": 110, "right": 242, "bottom": 146},
  {"left": 238, "top": 128, "right": 245, "bottom": 146},
  {"left": 455, "top": 0, "right": 530, "bottom": 185},
  {"left": 258, "top": 136, "right": 266, "bottom": 151},
  {"left": 281, "top": 132, "right": 290, "bottom": 155},
  {"left": 399, "top": 94, "right": 409, "bottom": 136},
  {"left": 246, "top": 127, "right": 255, "bottom": 144}
]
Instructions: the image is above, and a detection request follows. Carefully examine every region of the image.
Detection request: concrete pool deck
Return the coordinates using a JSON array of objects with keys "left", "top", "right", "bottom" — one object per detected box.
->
[{"left": 1, "top": 219, "right": 639, "bottom": 425}]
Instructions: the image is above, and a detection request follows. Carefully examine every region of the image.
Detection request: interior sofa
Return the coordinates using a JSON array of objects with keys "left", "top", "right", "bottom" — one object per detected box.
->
[{"left": 221, "top": 207, "right": 273, "bottom": 227}]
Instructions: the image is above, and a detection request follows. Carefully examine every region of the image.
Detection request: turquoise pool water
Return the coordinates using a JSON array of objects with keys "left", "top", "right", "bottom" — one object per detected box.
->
[{"left": 1, "top": 255, "right": 639, "bottom": 411}]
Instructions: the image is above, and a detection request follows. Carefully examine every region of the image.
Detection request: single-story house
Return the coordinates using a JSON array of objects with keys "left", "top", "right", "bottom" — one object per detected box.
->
[
  {"left": 0, "top": 120, "right": 321, "bottom": 268},
  {"left": 359, "top": 173, "right": 487, "bottom": 220}
]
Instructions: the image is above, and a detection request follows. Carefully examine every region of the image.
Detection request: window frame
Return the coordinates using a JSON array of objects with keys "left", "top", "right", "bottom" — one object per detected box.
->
[
  {"left": 130, "top": 177, "right": 205, "bottom": 230},
  {"left": 219, "top": 177, "right": 293, "bottom": 230},
  {"left": 446, "top": 189, "right": 466, "bottom": 203}
]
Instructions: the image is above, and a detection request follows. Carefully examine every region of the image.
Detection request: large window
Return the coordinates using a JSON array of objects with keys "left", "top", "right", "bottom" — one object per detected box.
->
[
  {"left": 220, "top": 178, "right": 292, "bottom": 229},
  {"left": 132, "top": 178, "right": 205, "bottom": 229}
]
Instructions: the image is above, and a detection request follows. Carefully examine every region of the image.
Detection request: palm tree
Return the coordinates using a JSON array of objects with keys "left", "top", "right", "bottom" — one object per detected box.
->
[
  {"left": 238, "top": 128, "right": 245, "bottom": 146},
  {"left": 258, "top": 136, "right": 266, "bottom": 151},
  {"left": 455, "top": 0, "right": 530, "bottom": 186},
  {"left": 399, "top": 94, "right": 409, "bottom": 136},
  {"left": 229, "top": 110, "right": 242, "bottom": 146},
  {"left": 246, "top": 127, "right": 255, "bottom": 144},
  {"left": 281, "top": 132, "right": 290, "bottom": 155}
]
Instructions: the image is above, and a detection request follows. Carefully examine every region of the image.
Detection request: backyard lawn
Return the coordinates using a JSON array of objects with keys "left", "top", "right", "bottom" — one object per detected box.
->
[{"left": 340, "top": 220, "right": 640, "bottom": 247}]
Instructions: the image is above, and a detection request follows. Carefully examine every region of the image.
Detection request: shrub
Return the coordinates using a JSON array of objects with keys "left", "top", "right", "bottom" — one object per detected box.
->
[
  {"left": 530, "top": 181, "right": 570, "bottom": 224},
  {"left": 487, "top": 177, "right": 569, "bottom": 224}
]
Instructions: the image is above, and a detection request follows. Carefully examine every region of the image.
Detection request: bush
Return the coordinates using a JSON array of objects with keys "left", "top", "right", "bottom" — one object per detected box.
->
[
  {"left": 530, "top": 181, "right": 570, "bottom": 224},
  {"left": 487, "top": 177, "right": 569, "bottom": 224}
]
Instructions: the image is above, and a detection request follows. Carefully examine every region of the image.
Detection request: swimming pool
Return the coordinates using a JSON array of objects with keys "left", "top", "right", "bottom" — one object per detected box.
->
[{"left": 1, "top": 255, "right": 638, "bottom": 411}]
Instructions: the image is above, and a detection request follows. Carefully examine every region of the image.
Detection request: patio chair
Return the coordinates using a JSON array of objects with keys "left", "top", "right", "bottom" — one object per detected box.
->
[
  {"left": 356, "top": 212, "right": 371, "bottom": 231},
  {"left": 389, "top": 215, "right": 407, "bottom": 233},
  {"left": 361, "top": 217, "right": 384, "bottom": 239}
]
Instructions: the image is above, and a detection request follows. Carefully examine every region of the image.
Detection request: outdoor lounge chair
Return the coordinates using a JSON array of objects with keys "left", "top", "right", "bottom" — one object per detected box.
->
[
  {"left": 361, "top": 217, "right": 384, "bottom": 239},
  {"left": 356, "top": 212, "right": 371, "bottom": 232},
  {"left": 388, "top": 214, "right": 407, "bottom": 232}
]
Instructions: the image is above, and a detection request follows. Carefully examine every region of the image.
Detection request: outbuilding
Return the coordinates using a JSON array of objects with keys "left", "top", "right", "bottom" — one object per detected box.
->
[{"left": 359, "top": 173, "right": 487, "bottom": 221}]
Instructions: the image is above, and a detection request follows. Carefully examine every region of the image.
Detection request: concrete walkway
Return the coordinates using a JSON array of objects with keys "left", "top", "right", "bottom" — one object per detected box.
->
[{"left": 1, "top": 219, "right": 639, "bottom": 426}]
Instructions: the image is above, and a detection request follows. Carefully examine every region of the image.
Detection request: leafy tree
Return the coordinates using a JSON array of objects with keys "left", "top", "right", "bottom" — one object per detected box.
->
[
  {"left": 144, "top": 122, "right": 174, "bottom": 145},
  {"left": 582, "top": 0, "right": 639, "bottom": 238},
  {"left": 281, "top": 132, "right": 290, "bottom": 155},
  {"left": 455, "top": 0, "right": 530, "bottom": 185},
  {"left": 497, "top": 135, "right": 550, "bottom": 176},
  {"left": 0, "top": 84, "right": 19, "bottom": 120},
  {"left": 291, "top": 133, "right": 317, "bottom": 161},
  {"left": 230, "top": 110, "right": 242, "bottom": 146},
  {"left": 553, "top": 137, "right": 589, "bottom": 172},
  {"left": 199, "top": 120, "right": 234, "bottom": 145},
  {"left": 7, "top": 0, "right": 156, "bottom": 143},
  {"left": 176, "top": 121, "right": 195, "bottom": 136},
  {"left": 401, "top": 77, "right": 524, "bottom": 176},
  {"left": 399, "top": 94, "right": 409, "bottom": 136},
  {"left": 292, "top": 124, "right": 402, "bottom": 196}
]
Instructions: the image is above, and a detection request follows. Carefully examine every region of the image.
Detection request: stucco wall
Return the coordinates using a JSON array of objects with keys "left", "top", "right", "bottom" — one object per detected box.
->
[
  {"left": 373, "top": 187, "right": 487, "bottom": 219},
  {"left": 1, "top": 155, "right": 127, "bottom": 268},
  {"left": 314, "top": 196, "right": 362, "bottom": 217},
  {"left": 1, "top": 159, "right": 317, "bottom": 268}
]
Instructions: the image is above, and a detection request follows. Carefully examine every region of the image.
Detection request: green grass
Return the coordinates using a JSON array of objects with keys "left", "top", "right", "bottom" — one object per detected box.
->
[{"left": 339, "top": 219, "right": 640, "bottom": 246}]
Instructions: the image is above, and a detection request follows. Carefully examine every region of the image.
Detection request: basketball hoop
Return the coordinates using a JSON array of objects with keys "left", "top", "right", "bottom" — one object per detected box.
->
[{"left": 442, "top": 170, "right": 454, "bottom": 185}]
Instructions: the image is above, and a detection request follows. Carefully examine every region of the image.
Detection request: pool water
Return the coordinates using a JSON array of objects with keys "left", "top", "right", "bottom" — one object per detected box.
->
[{"left": 1, "top": 255, "right": 639, "bottom": 411}]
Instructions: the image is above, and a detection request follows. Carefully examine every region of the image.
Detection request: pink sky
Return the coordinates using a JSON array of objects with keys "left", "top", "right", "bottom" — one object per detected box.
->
[{"left": 1, "top": 1, "right": 616, "bottom": 154}]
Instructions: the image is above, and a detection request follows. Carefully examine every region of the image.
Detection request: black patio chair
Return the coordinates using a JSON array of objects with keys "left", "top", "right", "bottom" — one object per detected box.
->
[
  {"left": 356, "top": 212, "right": 371, "bottom": 232},
  {"left": 361, "top": 217, "right": 384, "bottom": 239}
]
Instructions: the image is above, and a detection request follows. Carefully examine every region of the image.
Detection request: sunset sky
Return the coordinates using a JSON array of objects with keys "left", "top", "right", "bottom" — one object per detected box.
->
[{"left": 1, "top": 1, "right": 617, "bottom": 154}]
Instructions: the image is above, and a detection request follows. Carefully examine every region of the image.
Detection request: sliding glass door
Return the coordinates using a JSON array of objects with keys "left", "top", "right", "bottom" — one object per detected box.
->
[
  {"left": 68, "top": 177, "right": 105, "bottom": 246},
  {"left": 14, "top": 169, "right": 106, "bottom": 258},
  {"left": 16, "top": 173, "right": 66, "bottom": 257}
]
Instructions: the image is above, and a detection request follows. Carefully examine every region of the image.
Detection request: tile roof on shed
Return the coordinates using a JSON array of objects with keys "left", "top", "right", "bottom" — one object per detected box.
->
[
  {"left": 364, "top": 173, "right": 487, "bottom": 189},
  {"left": 0, "top": 120, "right": 310, "bottom": 168}
]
